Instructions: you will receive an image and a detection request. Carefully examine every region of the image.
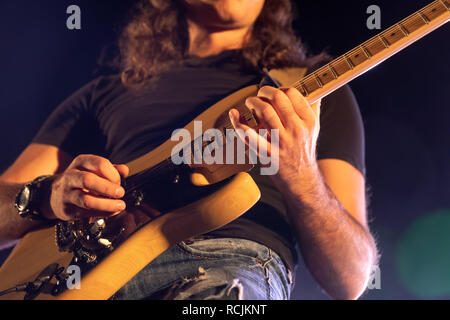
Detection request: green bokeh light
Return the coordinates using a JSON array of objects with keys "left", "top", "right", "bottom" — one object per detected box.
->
[{"left": 395, "top": 209, "right": 450, "bottom": 298}]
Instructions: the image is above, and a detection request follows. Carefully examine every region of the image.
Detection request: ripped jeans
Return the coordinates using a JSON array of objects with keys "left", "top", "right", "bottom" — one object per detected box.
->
[{"left": 112, "top": 238, "right": 293, "bottom": 300}]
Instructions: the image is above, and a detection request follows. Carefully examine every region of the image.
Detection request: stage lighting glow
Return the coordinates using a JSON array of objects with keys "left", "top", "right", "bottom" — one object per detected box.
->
[{"left": 395, "top": 209, "right": 450, "bottom": 299}]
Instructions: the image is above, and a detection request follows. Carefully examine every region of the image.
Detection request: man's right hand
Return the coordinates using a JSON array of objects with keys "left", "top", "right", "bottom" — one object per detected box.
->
[{"left": 44, "top": 154, "right": 129, "bottom": 221}]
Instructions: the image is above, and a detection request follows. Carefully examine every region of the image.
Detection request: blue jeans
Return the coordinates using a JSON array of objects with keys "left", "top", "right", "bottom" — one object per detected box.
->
[{"left": 112, "top": 238, "right": 293, "bottom": 300}]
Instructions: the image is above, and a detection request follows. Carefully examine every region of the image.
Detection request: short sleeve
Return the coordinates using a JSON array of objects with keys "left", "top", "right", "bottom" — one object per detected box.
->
[
  {"left": 32, "top": 79, "right": 107, "bottom": 157},
  {"left": 316, "top": 85, "right": 366, "bottom": 176}
]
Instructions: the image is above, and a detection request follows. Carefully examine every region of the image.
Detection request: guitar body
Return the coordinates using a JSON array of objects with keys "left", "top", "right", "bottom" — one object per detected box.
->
[
  {"left": 0, "top": 172, "right": 260, "bottom": 300},
  {"left": 0, "top": 84, "right": 263, "bottom": 300},
  {"left": 1, "top": 0, "right": 448, "bottom": 298}
]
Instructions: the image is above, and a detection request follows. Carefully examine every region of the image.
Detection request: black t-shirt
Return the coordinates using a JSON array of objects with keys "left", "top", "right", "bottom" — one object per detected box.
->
[{"left": 32, "top": 50, "right": 365, "bottom": 272}]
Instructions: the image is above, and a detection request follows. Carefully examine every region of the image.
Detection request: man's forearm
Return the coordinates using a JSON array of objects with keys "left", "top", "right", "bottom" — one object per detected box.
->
[
  {"left": 0, "top": 181, "right": 43, "bottom": 249},
  {"left": 281, "top": 163, "right": 378, "bottom": 300}
]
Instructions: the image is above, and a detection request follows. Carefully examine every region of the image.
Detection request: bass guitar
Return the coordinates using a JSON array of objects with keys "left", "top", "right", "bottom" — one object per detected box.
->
[{"left": 0, "top": 0, "right": 448, "bottom": 300}]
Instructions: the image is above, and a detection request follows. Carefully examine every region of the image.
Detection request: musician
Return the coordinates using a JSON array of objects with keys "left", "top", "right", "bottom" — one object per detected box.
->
[{"left": 0, "top": 0, "right": 378, "bottom": 300}]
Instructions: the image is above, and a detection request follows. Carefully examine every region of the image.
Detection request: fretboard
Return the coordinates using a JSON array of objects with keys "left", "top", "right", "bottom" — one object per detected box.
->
[{"left": 292, "top": 0, "right": 450, "bottom": 104}]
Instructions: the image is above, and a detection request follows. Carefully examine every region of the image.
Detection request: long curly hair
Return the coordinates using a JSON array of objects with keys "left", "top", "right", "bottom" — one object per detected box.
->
[{"left": 118, "top": 0, "right": 327, "bottom": 87}]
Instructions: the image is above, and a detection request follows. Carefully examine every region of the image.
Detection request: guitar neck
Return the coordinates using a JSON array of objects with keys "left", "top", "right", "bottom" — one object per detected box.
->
[{"left": 292, "top": 0, "right": 450, "bottom": 104}]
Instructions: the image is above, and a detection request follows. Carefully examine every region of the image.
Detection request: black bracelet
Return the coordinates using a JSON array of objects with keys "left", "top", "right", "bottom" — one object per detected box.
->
[{"left": 15, "top": 175, "right": 56, "bottom": 223}]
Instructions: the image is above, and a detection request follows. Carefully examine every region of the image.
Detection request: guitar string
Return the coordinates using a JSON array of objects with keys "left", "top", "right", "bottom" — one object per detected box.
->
[
  {"left": 291, "top": 0, "right": 444, "bottom": 92},
  {"left": 293, "top": 0, "right": 443, "bottom": 90},
  {"left": 121, "top": 1, "right": 447, "bottom": 199},
  {"left": 297, "top": 0, "right": 442, "bottom": 87},
  {"left": 122, "top": 109, "right": 256, "bottom": 197},
  {"left": 293, "top": 2, "right": 441, "bottom": 91}
]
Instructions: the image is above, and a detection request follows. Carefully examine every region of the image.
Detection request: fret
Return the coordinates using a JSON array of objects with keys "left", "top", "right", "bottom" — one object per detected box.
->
[
  {"left": 285, "top": 0, "right": 449, "bottom": 105},
  {"left": 418, "top": 11, "right": 430, "bottom": 24},
  {"left": 336, "top": 59, "right": 352, "bottom": 76},
  {"left": 423, "top": 2, "right": 446, "bottom": 19},
  {"left": 328, "top": 63, "right": 338, "bottom": 79},
  {"left": 440, "top": 0, "right": 450, "bottom": 10},
  {"left": 398, "top": 23, "right": 409, "bottom": 36},
  {"left": 366, "top": 37, "right": 386, "bottom": 56},
  {"left": 313, "top": 67, "right": 336, "bottom": 86},
  {"left": 299, "top": 82, "right": 309, "bottom": 96},
  {"left": 314, "top": 72, "right": 323, "bottom": 88},
  {"left": 378, "top": 35, "right": 389, "bottom": 48},
  {"left": 349, "top": 47, "right": 369, "bottom": 66},
  {"left": 383, "top": 25, "right": 407, "bottom": 45},
  {"left": 402, "top": 15, "right": 422, "bottom": 34},
  {"left": 344, "top": 54, "right": 355, "bottom": 69},
  {"left": 360, "top": 45, "right": 372, "bottom": 58}
]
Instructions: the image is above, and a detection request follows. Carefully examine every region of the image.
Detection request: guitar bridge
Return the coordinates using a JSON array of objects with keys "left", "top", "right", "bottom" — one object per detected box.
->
[{"left": 55, "top": 218, "right": 125, "bottom": 268}]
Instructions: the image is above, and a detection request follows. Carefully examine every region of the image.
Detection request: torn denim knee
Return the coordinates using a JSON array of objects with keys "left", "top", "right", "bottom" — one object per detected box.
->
[
  {"left": 255, "top": 248, "right": 274, "bottom": 299},
  {"left": 161, "top": 267, "right": 244, "bottom": 300}
]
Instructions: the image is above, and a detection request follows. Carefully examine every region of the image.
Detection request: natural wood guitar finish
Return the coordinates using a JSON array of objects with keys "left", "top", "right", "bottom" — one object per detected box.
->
[
  {"left": 0, "top": 0, "right": 448, "bottom": 300},
  {"left": 0, "top": 173, "right": 260, "bottom": 300}
]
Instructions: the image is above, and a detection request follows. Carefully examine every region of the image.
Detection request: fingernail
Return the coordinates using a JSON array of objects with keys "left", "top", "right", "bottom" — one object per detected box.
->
[
  {"left": 229, "top": 109, "right": 239, "bottom": 121},
  {"left": 116, "top": 187, "right": 124, "bottom": 197},
  {"left": 117, "top": 202, "right": 126, "bottom": 211}
]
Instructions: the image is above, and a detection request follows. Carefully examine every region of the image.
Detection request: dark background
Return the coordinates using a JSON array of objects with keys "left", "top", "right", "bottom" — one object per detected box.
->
[{"left": 0, "top": 0, "right": 448, "bottom": 300}]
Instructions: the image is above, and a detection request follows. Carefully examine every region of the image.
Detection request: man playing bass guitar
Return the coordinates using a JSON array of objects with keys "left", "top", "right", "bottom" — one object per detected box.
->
[{"left": 0, "top": 0, "right": 378, "bottom": 300}]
